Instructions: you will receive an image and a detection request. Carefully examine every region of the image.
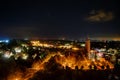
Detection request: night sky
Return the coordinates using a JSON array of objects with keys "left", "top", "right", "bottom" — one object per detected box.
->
[{"left": 0, "top": 0, "right": 120, "bottom": 40}]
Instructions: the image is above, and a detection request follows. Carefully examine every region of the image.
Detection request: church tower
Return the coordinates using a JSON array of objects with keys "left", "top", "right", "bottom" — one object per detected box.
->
[{"left": 85, "top": 37, "right": 91, "bottom": 56}]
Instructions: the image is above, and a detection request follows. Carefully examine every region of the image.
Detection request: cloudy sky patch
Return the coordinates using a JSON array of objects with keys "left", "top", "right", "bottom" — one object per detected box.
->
[{"left": 86, "top": 10, "right": 114, "bottom": 22}]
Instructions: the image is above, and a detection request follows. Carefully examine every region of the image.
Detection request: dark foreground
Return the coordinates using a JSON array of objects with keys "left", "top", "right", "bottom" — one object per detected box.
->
[{"left": 29, "top": 68, "right": 120, "bottom": 80}]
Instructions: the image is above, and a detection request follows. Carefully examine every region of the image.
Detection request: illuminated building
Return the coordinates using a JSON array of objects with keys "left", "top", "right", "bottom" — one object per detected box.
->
[
  {"left": 85, "top": 37, "right": 91, "bottom": 57},
  {"left": 14, "top": 47, "right": 22, "bottom": 53}
]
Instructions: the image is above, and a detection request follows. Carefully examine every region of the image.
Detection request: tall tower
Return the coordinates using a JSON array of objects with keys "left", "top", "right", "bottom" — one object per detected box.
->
[{"left": 85, "top": 37, "right": 91, "bottom": 56}]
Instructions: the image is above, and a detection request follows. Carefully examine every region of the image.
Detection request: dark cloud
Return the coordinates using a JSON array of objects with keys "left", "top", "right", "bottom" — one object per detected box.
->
[{"left": 85, "top": 10, "right": 114, "bottom": 22}]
